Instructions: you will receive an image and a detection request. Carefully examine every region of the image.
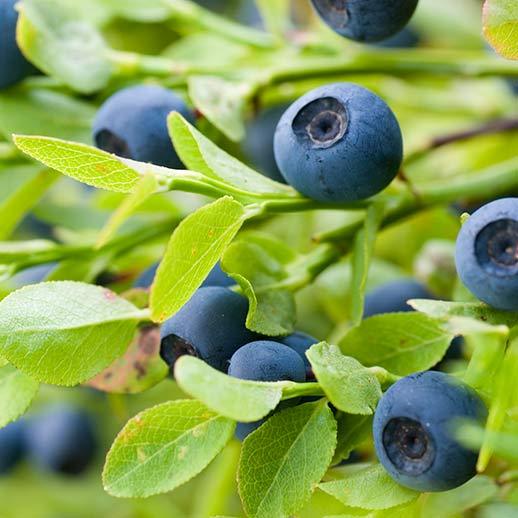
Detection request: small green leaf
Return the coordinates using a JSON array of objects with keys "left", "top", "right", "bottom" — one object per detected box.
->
[
  {"left": 0, "top": 364, "right": 38, "bottom": 428},
  {"left": 238, "top": 401, "right": 337, "bottom": 518},
  {"left": 477, "top": 337, "right": 518, "bottom": 471},
  {"left": 13, "top": 136, "right": 141, "bottom": 192},
  {"left": 87, "top": 325, "right": 167, "bottom": 394},
  {"left": 96, "top": 174, "right": 159, "bottom": 248},
  {"left": 103, "top": 400, "right": 235, "bottom": 498},
  {"left": 150, "top": 197, "right": 245, "bottom": 322},
  {"left": 319, "top": 464, "right": 418, "bottom": 511},
  {"left": 0, "top": 170, "right": 59, "bottom": 240},
  {"left": 0, "top": 239, "right": 58, "bottom": 263},
  {"left": 349, "top": 203, "right": 384, "bottom": 325},
  {"left": 17, "top": 0, "right": 113, "bottom": 93},
  {"left": 174, "top": 356, "right": 284, "bottom": 422},
  {"left": 222, "top": 240, "right": 295, "bottom": 336},
  {"left": 0, "top": 282, "right": 144, "bottom": 385},
  {"left": 483, "top": 0, "right": 518, "bottom": 59},
  {"left": 188, "top": 76, "right": 247, "bottom": 142},
  {"left": 307, "top": 343, "right": 381, "bottom": 415},
  {"left": 333, "top": 414, "right": 372, "bottom": 464},
  {"left": 420, "top": 476, "right": 497, "bottom": 518},
  {"left": 339, "top": 313, "right": 454, "bottom": 375},
  {"left": 168, "top": 112, "right": 294, "bottom": 195},
  {"left": 409, "top": 299, "right": 518, "bottom": 328},
  {"left": 0, "top": 88, "right": 96, "bottom": 143}
]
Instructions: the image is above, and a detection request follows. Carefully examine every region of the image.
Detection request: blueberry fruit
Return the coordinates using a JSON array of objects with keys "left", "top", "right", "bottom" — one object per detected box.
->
[
  {"left": 279, "top": 331, "right": 318, "bottom": 380},
  {"left": 229, "top": 340, "right": 306, "bottom": 440},
  {"left": 455, "top": 198, "right": 518, "bottom": 310},
  {"left": 25, "top": 406, "right": 97, "bottom": 476},
  {"left": 0, "top": 420, "right": 25, "bottom": 475},
  {"left": 363, "top": 279, "right": 433, "bottom": 318},
  {"left": 243, "top": 105, "right": 288, "bottom": 183},
  {"left": 134, "top": 261, "right": 233, "bottom": 289},
  {"left": 160, "top": 287, "right": 258, "bottom": 374},
  {"left": 373, "top": 371, "right": 486, "bottom": 492},
  {"left": 0, "top": 0, "right": 38, "bottom": 89},
  {"left": 374, "top": 26, "right": 420, "bottom": 49},
  {"left": 274, "top": 83, "right": 403, "bottom": 202},
  {"left": 310, "top": 0, "right": 419, "bottom": 43},
  {"left": 228, "top": 340, "right": 307, "bottom": 382},
  {"left": 92, "top": 85, "right": 194, "bottom": 169}
]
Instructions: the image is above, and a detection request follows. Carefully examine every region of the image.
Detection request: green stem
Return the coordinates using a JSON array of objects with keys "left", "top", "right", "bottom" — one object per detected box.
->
[
  {"left": 369, "top": 366, "right": 401, "bottom": 388},
  {"left": 282, "top": 382, "right": 325, "bottom": 400},
  {"left": 163, "top": 0, "right": 275, "bottom": 49}
]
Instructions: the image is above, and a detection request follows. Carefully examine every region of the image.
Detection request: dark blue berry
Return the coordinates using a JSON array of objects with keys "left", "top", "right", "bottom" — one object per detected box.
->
[
  {"left": 134, "top": 262, "right": 233, "bottom": 289},
  {"left": 374, "top": 26, "right": 420, "bottom": 48},
  {"left": 25, "top": 406, "right": 97, "bottom": 476},
  {"left": 311, "top": 0, "right": 419, "bottom": 43},
  {"left": 92, "top": 85, "right": 194, "bottom": 169},
  {"left": 279, "top": 331, "right": 318, "bottom": 380},
  {"left": 0, "top": 0, "right": 38, "bottom": 89},
  {"left": 228, "top": 340, "right": 307, "bottom": 382},
  {"left": 160, "top": 287, "right": 258, "bottom": 374},
  {"left": 363, "top": 279, "right": 433, "bottom": 318},
  {"left": 229, "top": 340, "right": 306, "bottom": 440},
  {"left": 274, "top": 83, "right": 403, "bottom": 202},
  {"left": 243, "top": 104, "right": 289, "bottom": 183},
  {"left": 0, "top": 420, "right": 25, "bottom": 475},
  {"left": 455, "top": 198, "right": 518, "bottom": 310},
  {"left": 373, "top": 371, "right": 487, "bottom": 492}
]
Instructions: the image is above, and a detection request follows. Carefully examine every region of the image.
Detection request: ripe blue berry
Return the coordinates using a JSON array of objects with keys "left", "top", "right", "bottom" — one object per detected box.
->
[
  {"left": 274, "top": 83, "right": 403, "bottom": 202},
  {"left": 455, "top": 198, "right": 518, "bottom": 310},
  {"left": 311, "top": 0, "right": 419, "bottom": 43},
  {"left": 160, "top": 287, "right": 258, "bottom": 374},
  {"left": 229, "top": 341, "right": 306, "bottom": 440},
  {"left": 373, "top": 371, "right": 486, "bottom": 492},
  {"left": 0, "top": 0, "right": 37, "bottom": 89},
  {"left": 363, "top": 279, "right": 433, "bottom": 318},
  {"left": 25, "top": 406, "right": 97, "bottom": 476},
  {"left": 92, "top": 85, "right": 194, "bottom": 169},
  {"left": 243, "top": 104, "right": 288, "bottom": 183},
  {"left": 0, "top": 420, "right": 25, "bottom": 475},
  {"left": 279, "top": 331, "right": 318, "bottom": 380},
  {"left": 228, "top": 340, "right": 307, "bottom": 382},
  {"left": 134, "top": 261, "right": 233, "bottom": 290}
]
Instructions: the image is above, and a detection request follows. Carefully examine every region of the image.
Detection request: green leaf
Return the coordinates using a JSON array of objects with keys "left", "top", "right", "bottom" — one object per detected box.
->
[
  {"left": 333, "top": 414, "right": 372, "bottom": 464},
  {"left": 319, "top": 464, "right": 418, "bottom": 511},
  {"left": 254, "top": 0, "right": 291, "bottom": 38},
  {"left": 0, "top": 240, "right": 58, "bottom": 264},
  {"left": 483, "top": 0, "right": 518, "bottom": 59},
  {"left": 0, "top": 170, "right": 59, "bottom": 240},
  {"left": 13, "top": 136, "right": 141, "bottom": 192},
  {"left": 420, "top": 476, "right": 497, "bottom": 518},
  {"left": 0, "top": 364, "right": 38, "bottom": 428},
  {"left": 349, "top": 203, "right": 384, "bottom": 325},
  {"left": 307, "top": 343, "right": 381, "bottom": 415},
  {"left": 168, "top": 112, "right": 294, "bottom": 196},
  {"left": 174, "top": 355, "right": 284, "bottom": 422},
  {"left": 238, "top": 401, "right": 337, "bottom": 518},
  {"left": 409, "top": 299, "right": 518, "bottom": 328},
  {"left": 0, "top": 88, "right": 96, "bottom": 143},
  {"left": 96, "top": 174, "right": 159, "bottom": 248},
  {"left": 339, "top": 313, "right": 454, "bottom": 375},
  {"left": 103, "top": 400, "right": 235, "bottom": 498},
  {"left": 477, "top": 337, "right": 518, "bottom": 471},
  {"left": 17, "top": 0, "right": 113, "bottom": 93},
  {"left": 150, "top": 196, "right": 245, "bottom": 322},
  {"left": 222, "top": 240, "right": 296, "bottom": 336},
  {"left": 188, "top": 76, "right": 247, "bottom": 142},
  {"left": 87, "top": 325, "right": 167, "bottom": 394},
  {"left": 0, "top": 281, "right": 144, "bottom": 385}
]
